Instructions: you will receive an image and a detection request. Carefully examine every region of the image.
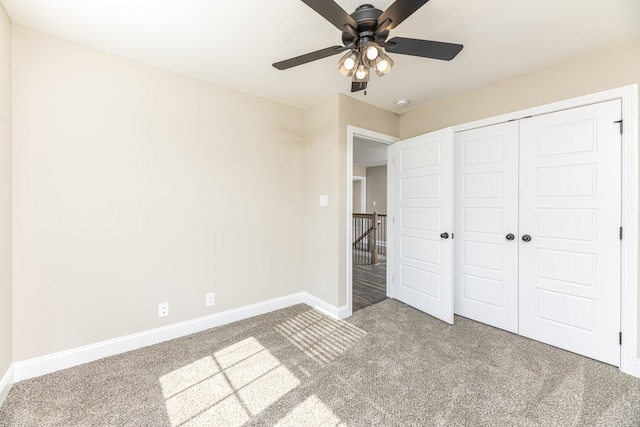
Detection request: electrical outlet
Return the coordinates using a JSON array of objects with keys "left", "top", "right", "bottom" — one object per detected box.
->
[
  {"left": 206, "top": 292, "right": 215, "bottom": 307},
  {"left": 158, "top": 302, "right": 169, "bottom": 318}
]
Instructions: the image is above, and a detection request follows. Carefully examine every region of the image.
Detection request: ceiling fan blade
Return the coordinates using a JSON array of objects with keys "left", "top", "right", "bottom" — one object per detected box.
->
[
  {"left": 273, "top": 45, "right": 348, "bottom": 70},
  {"left": 377, "top": 0, "right": 430, "bottom": 30},
  {"left": 385, "top": 37, "right": 463, "bottom": 60},
  {"left": 301, "top": 0, "right": 358, "bottom": 32},
  {"left": 351, "top": 81, "right": 367, "bottom": 93}
]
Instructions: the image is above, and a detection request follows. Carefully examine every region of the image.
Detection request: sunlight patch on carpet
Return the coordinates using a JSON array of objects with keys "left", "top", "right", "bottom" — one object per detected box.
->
[
  {"left": 159, "top": 337, "right": 300, "bottom": 426},
  {"left": 275, "top": 309, "right": 367, "bottom": 365},
  {"left": 274, "top": 395, "right": 346, "bottom": 427}
]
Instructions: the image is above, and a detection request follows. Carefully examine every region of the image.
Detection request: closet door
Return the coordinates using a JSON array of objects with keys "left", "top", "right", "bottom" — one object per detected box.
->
[
  {"left": 454, "top": 122, "right": 519, "bottom": 333},
  {"left": 518, "top": 100, "right": 622, "bottom": 366},
  {"left": 392, "top": 128, "right": 454, "bottom": 324}
]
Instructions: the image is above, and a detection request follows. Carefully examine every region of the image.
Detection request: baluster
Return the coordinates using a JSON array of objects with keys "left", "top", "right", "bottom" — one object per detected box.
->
[{"left": 372, "top": 212, "right": 378, "bottom": 264}]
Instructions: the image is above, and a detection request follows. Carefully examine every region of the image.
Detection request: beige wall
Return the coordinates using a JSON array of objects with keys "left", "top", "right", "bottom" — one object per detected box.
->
[
  {"left": 400, "top": 39, "right": 640, "bottom": 356},
  {"left": 352, "top": 179, "right": 363, "bottom": 213},
  {"left": 353, "top": 166, "right": 366, "bottom": 177},
  {"left": 353, "top": 167, "right": 367, "bottom": 213},
  {"left": 400, "top": 40, "right": 640, "bottom": 138},
  {"left": 6, "top": 24, "right": 639, "bottom": 368},
  {"left": 12, "top": 27, "right": 305, "bottom": 361},
  {"left": 0, "top": 6, "right": 11, "bottom": 379},
  {"left": 302, "top": 95, "right": 398, "bottom": 308},
  {"left": 302, "top": 96, "right": 341, "bottom": 306},
  {"left": 365, "top": 165, "right": 387, "bottom": 215}
]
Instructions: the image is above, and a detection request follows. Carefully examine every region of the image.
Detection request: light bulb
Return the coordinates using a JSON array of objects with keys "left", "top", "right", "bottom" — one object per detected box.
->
[
  {"left": 353, "top": 64, "right": 369, "bottom": 82},
  {"left": 344, "top": 57, "right": 355, "bottom": 70},
  {"left": 366, "top": 44, "right": 379, "bottom": 61},
  {"left": 373, "top": 54, "right": 394, "bottom": 77},
  {"left": 376, "top": 59, "right": 389, "bottom": 72}
]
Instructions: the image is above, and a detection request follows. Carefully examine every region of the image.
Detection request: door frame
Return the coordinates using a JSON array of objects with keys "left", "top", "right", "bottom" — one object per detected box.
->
[
  {"left": 352, "top": 176, "right": 366, "bottom": 213},
  {"left": 448, "top": 84, "right": 638, "bottom": 376},
  {"left": 346, "top": 126, "right": 399, "bottom": 318}
]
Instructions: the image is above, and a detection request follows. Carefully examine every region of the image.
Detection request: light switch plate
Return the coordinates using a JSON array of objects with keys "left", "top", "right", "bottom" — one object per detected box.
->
[{"left": 319, "top": 195, "right": 328, "bottom": 207}]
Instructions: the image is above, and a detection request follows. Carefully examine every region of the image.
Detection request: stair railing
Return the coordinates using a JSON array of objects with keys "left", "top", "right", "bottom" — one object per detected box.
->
[{"left": 352, "top": 212, "right": 386, "bottom": 264}]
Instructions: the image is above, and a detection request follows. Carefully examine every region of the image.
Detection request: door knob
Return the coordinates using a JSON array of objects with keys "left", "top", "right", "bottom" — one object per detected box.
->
[
  {"left": 522, "top": 234, "right": 532, "bottom": 242},
  {"left": 440, "top": 232, "right": 449, "bottom": 239},
  {"left": 506, "top": 233, "right": 515, "bottom": 241}
]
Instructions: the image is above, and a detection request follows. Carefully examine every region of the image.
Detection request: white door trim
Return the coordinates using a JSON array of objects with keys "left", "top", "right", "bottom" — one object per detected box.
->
[
  {"left": 452, "top": 84, "right": 638, "bottom": 376},
  {"left": 348, "top": 125, "right": 400, "bottom": 318},
  {"left": 352, "top": 176, "right": 366, "bottom": 213},
  {"left": 346, "top": 126, "right": 399, "bottom": 318}
]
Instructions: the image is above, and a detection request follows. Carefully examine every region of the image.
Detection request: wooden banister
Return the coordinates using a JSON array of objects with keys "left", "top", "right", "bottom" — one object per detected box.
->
[{"left": 352, "top": 213, "right": 387, "bottom": 264}]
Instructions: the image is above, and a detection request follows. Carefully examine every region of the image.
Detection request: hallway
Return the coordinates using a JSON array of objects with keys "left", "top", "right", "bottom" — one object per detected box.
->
[{"left": 352, "top": 260, "right": 387, "bottom": 312}]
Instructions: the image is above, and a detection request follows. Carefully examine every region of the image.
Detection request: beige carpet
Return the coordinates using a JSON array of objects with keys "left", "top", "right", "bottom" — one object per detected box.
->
[{"left": 1, "top": 299, "right": 640, "bottom": 426}]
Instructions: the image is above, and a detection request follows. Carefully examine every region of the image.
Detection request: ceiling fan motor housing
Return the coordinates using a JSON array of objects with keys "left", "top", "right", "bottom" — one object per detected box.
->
[{"left": 342, "top": 4, "right": 389, "bottom": 47}]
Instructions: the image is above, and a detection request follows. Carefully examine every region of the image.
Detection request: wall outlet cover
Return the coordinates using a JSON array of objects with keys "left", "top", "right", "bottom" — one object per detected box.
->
[
  {"left": 206, "top": 292, "right": 215, "bottom": 307},
  {"left": 158, "top": 302, "right": 169, "bottom": 318}
]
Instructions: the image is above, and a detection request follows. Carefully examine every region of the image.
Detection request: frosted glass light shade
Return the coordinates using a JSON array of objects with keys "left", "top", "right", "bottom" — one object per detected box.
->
[
  {"left": 337, "top": 50, "right": 359, "bottom": 76},
  {"left": 353, "top": 64, "right": 369, "bottom": 82},
  {"left": 362, "top": 42, "right": 382, "bottom": 67},
  {"left": 365, "top": 43, "right": 379, "bottom": 60},
  {"left": 373, "top": 54, "right": 394, "bottom": 77}
]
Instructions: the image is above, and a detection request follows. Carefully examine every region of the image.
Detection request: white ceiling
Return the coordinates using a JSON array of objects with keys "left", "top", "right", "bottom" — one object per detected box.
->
[
  {"left": 2, "top": 0, "right": 639, "bottom": 113},
  {"left": 353, "top": 136, "right": 389, "bottom": 167}
]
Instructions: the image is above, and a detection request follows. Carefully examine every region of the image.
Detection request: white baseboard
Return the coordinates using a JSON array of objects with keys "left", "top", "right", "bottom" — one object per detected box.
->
[
  {"left": 636, "top": 358, "right": 640, "bottom": 378},
  {"left": 13, "top": 291, "right": 341, "bottom": 382},
  {"left": 0, "top": 364, "right": 14, "bottom": 408},
  {"left": 337, "top": 305, "right": 351, "bottom": 320},
  {"left": 301, "top": 293, "right": 346, "bottom": 319}
]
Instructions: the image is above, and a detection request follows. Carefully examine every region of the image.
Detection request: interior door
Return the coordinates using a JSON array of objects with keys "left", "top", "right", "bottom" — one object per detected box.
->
[
  {"left": 454, "top": 122, "right": 519, "bottom": 333},
  {"left": 518, "top": 99, "right": 622, "bottom": 366},
  {"left": 391, "top": 128, "right": 454, "bottom": 323}
]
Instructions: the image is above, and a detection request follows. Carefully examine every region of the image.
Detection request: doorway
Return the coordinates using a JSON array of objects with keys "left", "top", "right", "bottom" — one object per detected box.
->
[{"left": 347, "top": 127, "right": 398, "bottom": 315}]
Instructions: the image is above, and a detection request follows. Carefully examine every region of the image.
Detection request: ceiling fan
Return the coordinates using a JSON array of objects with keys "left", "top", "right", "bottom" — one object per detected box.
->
[{"left": 272, "top": 0, "right": 463, "bottom": 93}]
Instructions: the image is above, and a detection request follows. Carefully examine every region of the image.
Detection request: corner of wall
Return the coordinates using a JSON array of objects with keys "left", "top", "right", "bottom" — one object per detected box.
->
[
  {"left": 301, "top": 96, "right": 342, "bottom": 307},
  {"left": 0, "top": 364, "right": 14, "bottom": 407},
  {"left": 0, "top": 0, "right": 12, "bottom": 402}
]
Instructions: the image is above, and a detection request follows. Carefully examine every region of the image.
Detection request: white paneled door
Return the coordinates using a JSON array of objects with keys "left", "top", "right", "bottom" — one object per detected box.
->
[
  {"left": 519, "top": 100, "right": 622, "bottom": 366},
  {"left": 454, "top": 122, "right": 520, "bottom": 333},
  {"left": 392, "top": 128, "right": 454, "bottom": 323},
  {"left": 391, "top": 100, "right": 622, "bottom": 366}
]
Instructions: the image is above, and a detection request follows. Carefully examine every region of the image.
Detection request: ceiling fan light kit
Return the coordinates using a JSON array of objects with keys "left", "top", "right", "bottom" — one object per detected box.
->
[
  {"left": 341, "top": 43, "right": 390, "bottom": 83},
  {"left": 273, "top": 0, "right": 463, "bottom": 93}
]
